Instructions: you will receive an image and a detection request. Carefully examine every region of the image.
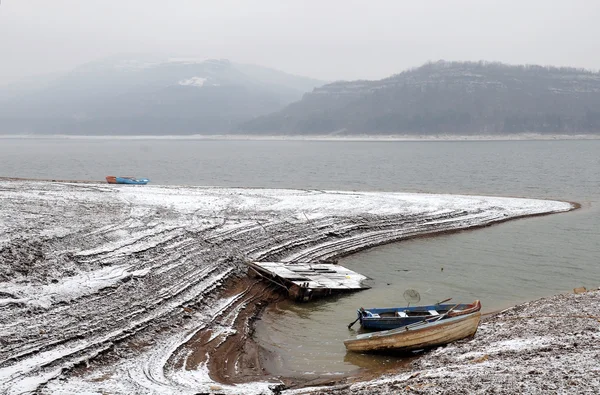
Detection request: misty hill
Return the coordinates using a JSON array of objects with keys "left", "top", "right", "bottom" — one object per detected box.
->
[
  {"left": 0, "top": 55, "right": 325, "bottom": 135},
  {"left": 239, "top": 61, "right": 600, "bottom": 136}
]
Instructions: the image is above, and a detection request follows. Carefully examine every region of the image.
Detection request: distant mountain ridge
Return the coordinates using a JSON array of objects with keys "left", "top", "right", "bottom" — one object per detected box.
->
[
  {"left": 4, "top": 59, "right": 600, "bottom": 136},
  {"left": 239, "top": 61, "right": 600, "bottom": 136},
  {"left": 0, "top": 56, "right": 325, "bottom": 135}
]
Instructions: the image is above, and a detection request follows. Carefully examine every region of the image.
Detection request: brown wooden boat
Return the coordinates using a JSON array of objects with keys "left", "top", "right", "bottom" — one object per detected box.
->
[
  {"left": 105, "top": 176, "right": 117, "bottom": 184},
  {"left": 344, "top": 311, "right": 481, "bottom": 353}
]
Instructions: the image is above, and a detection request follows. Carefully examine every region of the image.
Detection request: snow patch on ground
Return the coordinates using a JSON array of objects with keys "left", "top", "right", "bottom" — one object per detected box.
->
[
  {"left": 0, "top": 265, "right": 149, "bottom": 308},
  {"left": 178, "top": 76, "right": 207, "bottom": 87}
]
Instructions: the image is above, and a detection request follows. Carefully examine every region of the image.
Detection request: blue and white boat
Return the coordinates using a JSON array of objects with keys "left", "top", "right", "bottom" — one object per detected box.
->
[
  {"left": 106, "top": 176, "right": 150, "bottom": 185},
  {"left": 355, "top": 300, "right": 481, "bottom": 331}
]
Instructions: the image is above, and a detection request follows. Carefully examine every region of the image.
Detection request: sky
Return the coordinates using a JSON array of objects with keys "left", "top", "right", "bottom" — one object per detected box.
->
[{"left": 1, "top": 0, "right": 600, "bottom": 85}]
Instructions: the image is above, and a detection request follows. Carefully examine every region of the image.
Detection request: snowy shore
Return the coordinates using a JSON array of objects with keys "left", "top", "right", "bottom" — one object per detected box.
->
[
  {"left": 292, "top": 289, "right": 600, "bottom": 395},
  {"left": 0, "top": 180, "right": 574, "bottom": 394},
  {"left": 284, "top": 290, "right": 600, "bottom": 395}
]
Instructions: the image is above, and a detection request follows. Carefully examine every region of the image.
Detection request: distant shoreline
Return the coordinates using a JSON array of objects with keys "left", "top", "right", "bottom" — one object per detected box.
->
[{"left": 1, "top": 133, "right": 600, "bottom": 141}]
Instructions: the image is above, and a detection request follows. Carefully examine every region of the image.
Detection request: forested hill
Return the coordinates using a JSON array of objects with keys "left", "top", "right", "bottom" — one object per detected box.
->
[
  {"left": 0, "top": 56, "right": 324, "bottom": 135},
  {"left": 239, "top": 61, "right": 600, "bottom": 136}
]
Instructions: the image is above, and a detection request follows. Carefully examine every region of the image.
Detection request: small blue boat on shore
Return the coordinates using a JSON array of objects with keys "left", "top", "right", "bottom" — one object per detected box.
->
[
  {"left": 353, "top": 300, "right": 481, "bottom": 331},
  {"left": 106, "top": 176, "right": 150, "bottom": 185}
]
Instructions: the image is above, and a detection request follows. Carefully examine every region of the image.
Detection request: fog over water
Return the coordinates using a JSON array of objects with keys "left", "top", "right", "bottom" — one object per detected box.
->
[{"left": 2, "top": 0, "right": 600, "bottom": 84}]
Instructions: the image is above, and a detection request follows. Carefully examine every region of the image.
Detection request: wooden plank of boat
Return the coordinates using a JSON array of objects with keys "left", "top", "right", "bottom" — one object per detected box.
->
[
  {"left": 247, "top": 261, "right": 370, "bottom": 301},
  {"left": 358, "top": 300, "right": 481, "bottom": 331},
  {"left": 344, "top": 311, "right": 481, "bottom": 353}
]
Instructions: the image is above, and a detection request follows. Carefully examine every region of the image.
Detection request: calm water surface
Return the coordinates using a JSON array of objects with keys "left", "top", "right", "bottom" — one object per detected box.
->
[{"left": 1, "top": 137, "right": 599, "bottom": 377}]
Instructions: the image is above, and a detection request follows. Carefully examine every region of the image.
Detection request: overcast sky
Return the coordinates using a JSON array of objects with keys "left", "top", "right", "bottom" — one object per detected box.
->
[{"left": 1, "top": 0, "right": 599, "bottom": 85}]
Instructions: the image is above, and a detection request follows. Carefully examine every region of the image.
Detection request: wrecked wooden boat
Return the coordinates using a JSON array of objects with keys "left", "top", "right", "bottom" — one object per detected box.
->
[
  {"left": 246, "top": 261, "right": 370, "bottom": 302},
  {"left": 344, "top": 311, "right": 481, "bottom": 353},
  {"left": 356, "top": 300, "right": 481, "bottom": 331},
  {"left": 106, "top": 176, "right": 150, "bottom": 185}
]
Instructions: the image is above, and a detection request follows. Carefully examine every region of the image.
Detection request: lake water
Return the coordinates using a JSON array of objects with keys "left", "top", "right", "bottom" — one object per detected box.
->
[{"left": 1, "top": 137, "right": 599, "bottom": 378}]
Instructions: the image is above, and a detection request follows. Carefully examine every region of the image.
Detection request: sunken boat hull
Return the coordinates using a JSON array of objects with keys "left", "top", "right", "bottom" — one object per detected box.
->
[
  {"left": 247, "top": 261, "right": 370, "bottom": 302},
  {"left": 344, "top": 311, "right": 481, "bottom": 353}
]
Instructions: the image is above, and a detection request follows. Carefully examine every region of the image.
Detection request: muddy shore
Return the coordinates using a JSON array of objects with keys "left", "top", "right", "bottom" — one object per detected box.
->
[
  {"left": 290, "top": 288, "right": 600, "bottom": 394},
  {"left": 0, "top": 179, "right": 577, "bottom": 394}
]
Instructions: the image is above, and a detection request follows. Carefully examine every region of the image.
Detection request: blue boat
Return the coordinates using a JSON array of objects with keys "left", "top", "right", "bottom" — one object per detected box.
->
[
  {"left": 106, "top": 176, "right": 150, "bottom": 185},
  {"left": 353, "top": 300, "right": 481, "bottom": 331}
]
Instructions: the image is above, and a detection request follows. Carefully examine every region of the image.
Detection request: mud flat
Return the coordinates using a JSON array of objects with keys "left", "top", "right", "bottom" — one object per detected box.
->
[{"left": 0, "top": 180, "right": 574, "bottom": 394}]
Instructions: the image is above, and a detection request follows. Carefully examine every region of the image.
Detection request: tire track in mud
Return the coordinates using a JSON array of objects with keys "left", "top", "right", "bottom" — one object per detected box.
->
[{"left": 163, "top": 277, "right": 283, "bottom": 386}]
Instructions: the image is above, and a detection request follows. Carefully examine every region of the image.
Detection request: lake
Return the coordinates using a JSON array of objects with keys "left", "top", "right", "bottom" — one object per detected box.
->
[{"left": 1, "top": 136, "right": 598, "bottom": 377}]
